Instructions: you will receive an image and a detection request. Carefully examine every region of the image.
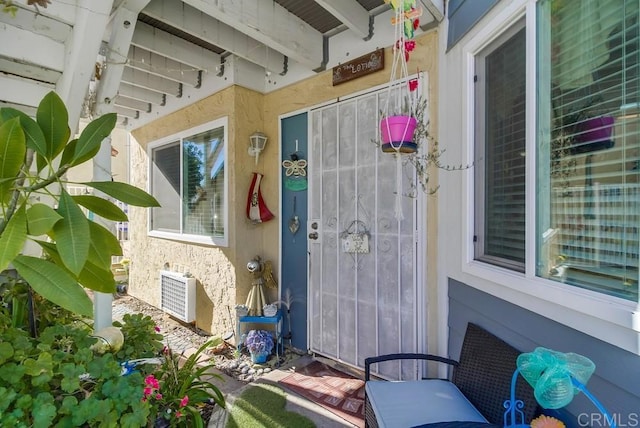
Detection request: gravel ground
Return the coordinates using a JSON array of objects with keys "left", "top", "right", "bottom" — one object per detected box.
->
[{"left": 111, "top": 293, "right": 298, "bottom": 383}]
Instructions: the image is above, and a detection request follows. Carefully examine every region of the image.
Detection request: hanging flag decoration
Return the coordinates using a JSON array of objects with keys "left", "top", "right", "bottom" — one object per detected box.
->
[{"left": 246, "top": 172, "right": 275, "bottom": 223}]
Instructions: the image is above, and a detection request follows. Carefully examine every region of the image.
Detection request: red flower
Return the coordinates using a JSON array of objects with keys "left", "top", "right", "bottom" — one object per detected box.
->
[
  {"left": 408, "top": 79, "right": 419, "bottom": 92},
  {"left": 180, "top": 395, "right": 189, "bottom": 407},
  {"left": 405, "top": 40, "right": 416, "bottom": 52},
  {"left": 413, "top": 18, "right": 420, "bottom": 30},
  {"left": 154, "top": 326, "right": 161, "bottom": 332}
]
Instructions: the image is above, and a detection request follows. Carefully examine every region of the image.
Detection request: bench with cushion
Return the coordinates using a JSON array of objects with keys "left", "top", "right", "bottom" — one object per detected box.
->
[{"left": 364, "top": 323, "right": 539, "bottom": 428}]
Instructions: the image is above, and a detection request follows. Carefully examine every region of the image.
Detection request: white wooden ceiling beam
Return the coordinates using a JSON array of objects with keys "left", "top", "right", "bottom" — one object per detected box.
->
[
  {"left": 0, "top": 24, "right": 65, "bottom": 71},
  {"left": 114, "top": 94, "right": 151, "bottom": 112},
  {"left": 0, "top": 5, "right": 71, "bottom": 43},
  {"left": 121, "top": 67, "right": 182, "bottom": 97},
  {"left": 144, "top": 0, "right": 288, "bottom": 74},
  {"left": 56, "top": 0, "right": 115, "bottom": 132},
  {"left": 118, "top": 82, "right": 165, "bottom": 105},
  {"left": 127, "top": 45, "right": 201, "bottom": 87},
  {"left": 132, "top": 21, "right": 219, "bottom": 72},
  {"left": 114, "top": 104, "right": 140, "bottom": 119},
  {"left": 314, "top": 0, "right": 370, "bottom": 39},
  {"left": 182, "top": 0, "right": 324, "bottom": 70},
  {"left": 0, "top": 57, "right": 61, "bottom": 84},
  {"left": 94, "top": 0, "right": 151, "bottom": 117},
  {"left": 0, "top": 74, "right": 53, "bottom": 108},
  {"left": 0, "top": 101, "right": 37, "bottom": 118},
  {"left": 12, "top": 1, "right": 78, "bottom": 26}
]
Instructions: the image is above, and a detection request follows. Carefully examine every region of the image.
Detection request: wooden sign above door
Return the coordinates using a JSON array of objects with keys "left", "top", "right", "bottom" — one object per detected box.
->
[{"left": 332, "top": 48, "right": 384, "bottom": 86}]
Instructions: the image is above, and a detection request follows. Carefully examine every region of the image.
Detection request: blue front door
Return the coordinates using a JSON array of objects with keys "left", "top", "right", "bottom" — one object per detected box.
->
[{"left": 280, "top": 113, "right": 308, "bottom": 351}]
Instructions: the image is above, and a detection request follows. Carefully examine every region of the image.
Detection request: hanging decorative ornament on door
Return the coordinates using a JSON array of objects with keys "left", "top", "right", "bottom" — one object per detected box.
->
[{"left": 282, "top": 139, "right": 308, "bottom": 191}]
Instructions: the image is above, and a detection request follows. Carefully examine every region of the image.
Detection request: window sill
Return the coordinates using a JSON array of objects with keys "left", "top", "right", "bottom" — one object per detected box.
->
[
  {"left": 460, "top": 260, "right": 640, "bottom": 355},
  {"left": 148, "top": 230, "right": 228, "bottom": 247}
]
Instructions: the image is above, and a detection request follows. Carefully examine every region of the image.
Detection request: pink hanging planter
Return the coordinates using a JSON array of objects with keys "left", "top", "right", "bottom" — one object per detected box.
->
[{"left": 380, "top": 115, "right": 418, "bottom": 153}]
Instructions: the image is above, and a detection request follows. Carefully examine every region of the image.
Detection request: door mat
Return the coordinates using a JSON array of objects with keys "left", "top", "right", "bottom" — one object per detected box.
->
[{"left": 278, "top": 360, "right": 365, "bottom": 427}]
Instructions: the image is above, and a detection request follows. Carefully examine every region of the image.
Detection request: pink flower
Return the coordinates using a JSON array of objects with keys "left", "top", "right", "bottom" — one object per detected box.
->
[
  {"left": 155, "top": 393, "right": 163, "bottom": 400},
  {"left": 154, "top": 326, "right": 161, "bottom": 332},
  {"left": 176, "top": 411, "right": 183, "bottom": 418},
  {"left": 180, "top": 395, "right": 189, "bottom": 407},
  {"left": 144, "top": 375, "right": 158, "bottom": 387},
  {"left": 143, "top": 387, "right": 153, "bottom": 397}
]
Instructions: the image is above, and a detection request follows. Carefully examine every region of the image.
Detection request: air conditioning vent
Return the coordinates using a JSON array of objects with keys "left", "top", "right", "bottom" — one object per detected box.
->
[{"left": 159, "top": 270, "right": 196, "bottom": 323}]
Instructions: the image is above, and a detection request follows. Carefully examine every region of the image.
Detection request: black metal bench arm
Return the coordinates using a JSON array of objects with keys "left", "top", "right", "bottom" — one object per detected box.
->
[{"left": 364, "top": 353, "right": 460, "bottom": 381}]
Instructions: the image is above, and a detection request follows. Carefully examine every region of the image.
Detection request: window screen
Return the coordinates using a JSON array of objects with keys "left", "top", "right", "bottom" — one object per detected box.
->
[{"left": 475, "top": 23, "right": 527, "bottom": 272}]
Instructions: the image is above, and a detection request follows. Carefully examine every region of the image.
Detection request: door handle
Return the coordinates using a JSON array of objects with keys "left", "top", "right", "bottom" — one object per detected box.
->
[{"left": 308, "top": 232, "right": 318, "bottom": 240}]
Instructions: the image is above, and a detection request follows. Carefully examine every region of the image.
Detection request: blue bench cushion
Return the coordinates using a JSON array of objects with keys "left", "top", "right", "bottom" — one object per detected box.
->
[{"left": 365, "top": 379, "right": 488, "bottom": 428}]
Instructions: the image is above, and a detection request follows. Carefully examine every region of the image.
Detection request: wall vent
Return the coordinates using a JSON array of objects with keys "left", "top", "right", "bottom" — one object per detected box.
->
[{"left": 159, "top": 270, "right": 196, "bottom": 323}]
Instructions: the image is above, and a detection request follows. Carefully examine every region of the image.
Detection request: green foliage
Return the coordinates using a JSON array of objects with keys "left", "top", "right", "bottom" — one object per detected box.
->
[
  {"left": 113, "top": 313, "right": 164, "bottom": 363},
  {"left": 226, "top": 383, "right": 316, "bottom": 428},
  {"left": 0, "top": 321, "right": 151, "bottom": 427},
  {"left": 0, "top": 90, "right": 160, "bottom": 317},
  {"left": 146, "top": 340, "right": 226, "bottom": 427}
]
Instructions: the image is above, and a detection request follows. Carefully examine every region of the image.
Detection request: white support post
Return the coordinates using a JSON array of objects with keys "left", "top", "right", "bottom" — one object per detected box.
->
[{"left": 92, "top": 0, "right": 151, "bottom": 332}]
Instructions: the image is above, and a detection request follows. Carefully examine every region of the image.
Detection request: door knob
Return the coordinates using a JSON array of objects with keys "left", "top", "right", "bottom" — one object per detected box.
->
[{"left": 308, "top": 232, "right": 318, "bottom": 240}]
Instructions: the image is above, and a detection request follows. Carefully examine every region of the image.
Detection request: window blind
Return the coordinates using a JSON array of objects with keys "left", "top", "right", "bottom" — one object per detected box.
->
[{"left": 540, "top": 0, "right": 639, "bottom": 300}]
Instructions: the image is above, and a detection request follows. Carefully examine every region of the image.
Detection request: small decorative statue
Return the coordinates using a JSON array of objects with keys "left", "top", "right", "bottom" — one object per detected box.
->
[{"left": 244, "top": 256, "right": 277, "bottom": 316}]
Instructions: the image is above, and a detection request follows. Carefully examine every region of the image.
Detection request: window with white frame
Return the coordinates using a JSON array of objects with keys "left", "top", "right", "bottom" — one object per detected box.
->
[
  {"left": 536, "top": 0, "right": 639, "bottom": 301},
  {"left": 148, "top": 118, "right": 227, "bottom": 246},
  {"left": 474, "top": 21, "right": 527, "bottom": 272}
]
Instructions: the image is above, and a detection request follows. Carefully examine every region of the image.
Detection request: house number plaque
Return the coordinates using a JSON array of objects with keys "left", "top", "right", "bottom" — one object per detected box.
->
[{"left": 332, "top": 48, "right": 385, "bottom": 86}]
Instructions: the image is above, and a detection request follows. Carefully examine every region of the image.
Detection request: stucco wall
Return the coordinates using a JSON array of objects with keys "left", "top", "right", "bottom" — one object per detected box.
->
[{"left": 127, "top": 30, "right": 440, "bottom": 338}]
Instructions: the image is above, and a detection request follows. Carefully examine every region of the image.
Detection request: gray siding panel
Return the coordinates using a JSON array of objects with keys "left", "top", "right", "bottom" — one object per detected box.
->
[
  {"left": 448, "top": 279, "right": 640, "bottom": 422},
  {"left": 447, "top": 0, "right": 500, "bottom": 49}
]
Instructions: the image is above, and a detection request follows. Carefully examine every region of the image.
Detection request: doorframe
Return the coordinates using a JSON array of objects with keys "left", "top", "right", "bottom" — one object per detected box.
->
[{"left": 301, "top": 74, "right": 430, "bottom": 368}]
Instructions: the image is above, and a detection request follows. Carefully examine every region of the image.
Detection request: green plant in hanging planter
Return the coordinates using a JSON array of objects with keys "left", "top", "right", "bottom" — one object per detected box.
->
[{"left": 0, "top": 91, "right": 160, "bottom": 319}]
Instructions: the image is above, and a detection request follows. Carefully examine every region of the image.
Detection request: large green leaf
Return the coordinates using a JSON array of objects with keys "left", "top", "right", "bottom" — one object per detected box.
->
[
  {"left": 26, "top": 203, "right": 63, "bottom": 236},
  {"left": 12, "top": 255, "right": 93, "bottom": 318},
  {"left": 53, "top": 190, "right": 90, "bottom": 276},
  {"left": 82, "top": 181, "right": 160, "bottom": 207},
  {"left": 71, "top": 195, "right": 128, "bottom": 221},
  {"left": 37, "top": 91, "right": 70, "bottom": 160},
  {"left": 38, "top": 241, "right": 116, "bottom": 293},
  {"left": 76, "top": 260, "right": 116, "bottom": 293},
  {"left": 0, "top": 107, "right": 47, "bottom": 159},
  {"left": 58, "top": 138, "right": 79, "bottom": 169},
  {"left": 0, "top": 117, "right": 25, "bottom": 201},
  {"left": 73, "top": 113, "right": 116, "bottom": 166},
  {"left": 88, "top": 220, "right": 123, "bottom": 260},
  {"left": 0, "top": 203, "right": 27, "bottom": 272}
]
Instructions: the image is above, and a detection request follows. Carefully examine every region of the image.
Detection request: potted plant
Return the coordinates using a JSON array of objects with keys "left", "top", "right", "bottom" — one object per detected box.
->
[
  {"left": 0, "top": 90, "right": 160, "bottom": 318},
  {"left": 244, "top": 329, "right": 275, "bottom": 364},
  {"left": 378, "top": 0, "right": 421, "bottom": 154}
]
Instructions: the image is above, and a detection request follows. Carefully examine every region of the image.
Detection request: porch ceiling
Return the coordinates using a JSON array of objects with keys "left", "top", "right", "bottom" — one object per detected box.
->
[{"left": 0, "top": 0, "right": 443, "bottom": 131}]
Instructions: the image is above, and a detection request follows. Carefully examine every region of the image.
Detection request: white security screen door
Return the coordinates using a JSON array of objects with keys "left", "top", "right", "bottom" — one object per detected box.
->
[{"left": 308, "top": 83, "right": 424, "bottom": 378}]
